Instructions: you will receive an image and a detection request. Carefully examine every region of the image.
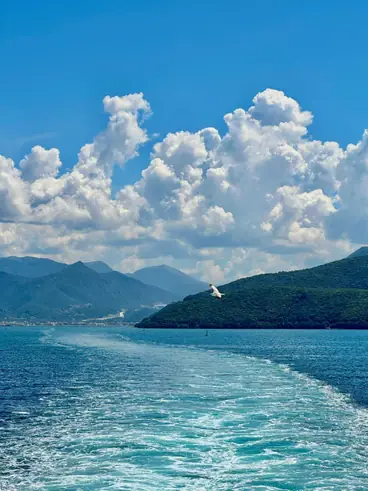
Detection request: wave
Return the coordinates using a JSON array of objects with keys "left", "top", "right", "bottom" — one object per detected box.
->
[{"left": 1, "top": 328, "right": 368, "bottom": 490}]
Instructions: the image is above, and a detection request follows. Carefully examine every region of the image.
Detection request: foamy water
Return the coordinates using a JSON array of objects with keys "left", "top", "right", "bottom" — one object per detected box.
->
[{"left": 1, "top": 328, "right": 368, "bottom": 490}]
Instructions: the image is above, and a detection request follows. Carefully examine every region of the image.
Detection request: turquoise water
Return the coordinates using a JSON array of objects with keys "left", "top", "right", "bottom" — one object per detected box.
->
[{"left": 1, "top": 327, "right": 368, "bottom": 490}]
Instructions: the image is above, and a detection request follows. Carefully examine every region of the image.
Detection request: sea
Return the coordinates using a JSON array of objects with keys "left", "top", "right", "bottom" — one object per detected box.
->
[{"left": 1, "top": 326, "right": 368, "bottom": 490}]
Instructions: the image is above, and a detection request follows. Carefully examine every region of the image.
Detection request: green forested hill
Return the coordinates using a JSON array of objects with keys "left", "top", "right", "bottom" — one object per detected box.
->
[
  {"left": 222, "top": 255, "right": 368, "bottom": 292},
  {"left": 0, "top": 262, "right": 176, "bottom": 322},
  {"left": 137, "top": 252, "right": 368, "bottom": 329},
  {"left": 349, "top": 247, "right": 368, "bottom": 259},
  {"left": 0, "top": 256, "right": 115, "bottom": 277},
  {"left": 138, "top": 287, "right": 368, "bottom": 329},
  {"left": 0, "top": 256, "right": 66, "bottom": 277}
]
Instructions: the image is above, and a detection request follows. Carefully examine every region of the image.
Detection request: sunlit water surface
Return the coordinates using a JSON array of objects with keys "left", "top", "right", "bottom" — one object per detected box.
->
[{"left": 1, "top": 327, "right": 368, "bottom": 490}]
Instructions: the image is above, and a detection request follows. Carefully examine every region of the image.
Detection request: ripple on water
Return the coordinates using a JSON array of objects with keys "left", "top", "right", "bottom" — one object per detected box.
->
[{"left": 0, "top": 331, "right": 368, "bottom": 490}]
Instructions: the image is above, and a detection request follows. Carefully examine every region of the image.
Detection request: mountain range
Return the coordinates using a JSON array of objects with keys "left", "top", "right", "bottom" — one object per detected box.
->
[
  {"left": 3, "top": 250, "right": 368, "bottom": 327},
  {"left": 0, "top": 256, "right": 115, "bottom": 277},
  {"left": 0, "top": 262, "right": 178, "bottom": 322},
  {"left": 0, "top": 256, "right": 207, "bottom": 323},
  {"left": 0, "top": 256, "right": 66, "bottom": 277},
  {"left": 128, "top": 264, "right": 208, "bottom": 298},
  {"left": 137, "top": 248, "right": 368, "bottom": 329}
]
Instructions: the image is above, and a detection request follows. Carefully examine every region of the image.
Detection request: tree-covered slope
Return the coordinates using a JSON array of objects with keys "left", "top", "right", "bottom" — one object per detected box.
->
[
  {"left": 0, "top": 262, "right": 177, "bottom": 321},
  {"left": 137, "top": 286, "right": 368, "bottom": 329},
  {"left": 349, "top": 247, "right": 368, "bottom": 259},
  {"left": 220, "top": 255, "right": 368, "bottom": 292},
  {"left": 0, "top": 256, "right": 66, "bottom": 277},
  {"left": 0, "top": 256, "right": 116, "bottom": 277},
  {"left": 137, "top": 254, "right": 368, "bottom": 329}
]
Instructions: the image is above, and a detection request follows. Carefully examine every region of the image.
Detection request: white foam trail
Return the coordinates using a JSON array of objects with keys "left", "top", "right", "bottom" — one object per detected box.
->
[{"left": 1, "top": 329, "right": 368, "bottom": 490}]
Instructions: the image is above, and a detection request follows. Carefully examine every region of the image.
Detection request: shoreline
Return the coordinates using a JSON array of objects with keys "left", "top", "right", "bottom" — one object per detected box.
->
[
  {"left": 2, "top": 323, "right": 368, "bottom": 330},
  {"left": 136, "top": 325, "right": 368, "bottom": 330}
]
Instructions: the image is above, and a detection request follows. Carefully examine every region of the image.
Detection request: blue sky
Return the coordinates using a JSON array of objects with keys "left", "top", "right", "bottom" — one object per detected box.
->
[
  {"left": 0, "top": 0, "right": 367, "bottom": 278},
  {"left": 1, "top": 0, "right": 368, "bottom": 187}
]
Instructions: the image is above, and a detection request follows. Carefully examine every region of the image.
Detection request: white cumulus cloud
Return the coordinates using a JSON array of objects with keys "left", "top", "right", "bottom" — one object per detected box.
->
[
  {"left": 0, "top": 88, "right": 366, "bottom": 281},
  {"left": 20, "top": 146, "right": 62, "bottom": 182}
]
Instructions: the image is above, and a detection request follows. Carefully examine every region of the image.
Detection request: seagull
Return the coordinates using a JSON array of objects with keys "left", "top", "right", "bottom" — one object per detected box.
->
[{"left": 209, "top": 283, "right": 224, "bottom": 299}]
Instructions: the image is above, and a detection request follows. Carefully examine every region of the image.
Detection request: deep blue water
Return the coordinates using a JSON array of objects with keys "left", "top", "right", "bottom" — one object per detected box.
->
[{"left": 1, "top": 326, "right": 368, "bottom": 490}]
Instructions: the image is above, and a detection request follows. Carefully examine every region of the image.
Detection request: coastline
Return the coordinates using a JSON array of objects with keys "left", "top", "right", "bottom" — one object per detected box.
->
[
  {"left": 3, "top": 322, "right": 368, "bottom": 330},
  {"left": 136, "top": 325, "right": 368, "bottom": 330}
]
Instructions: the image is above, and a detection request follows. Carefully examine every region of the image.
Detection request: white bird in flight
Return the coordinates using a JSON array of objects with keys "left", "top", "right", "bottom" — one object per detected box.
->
[{"left": 209, "top": 284, "right": 224, "bottom": 299}]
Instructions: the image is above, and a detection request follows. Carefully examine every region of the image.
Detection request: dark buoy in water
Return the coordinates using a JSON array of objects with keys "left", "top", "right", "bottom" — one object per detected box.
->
[{"left": 205, "top": 330, "right": 208, "bottom": 336}]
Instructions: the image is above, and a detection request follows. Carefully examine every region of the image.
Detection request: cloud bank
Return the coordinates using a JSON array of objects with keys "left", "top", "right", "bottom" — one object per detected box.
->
[{"left": 0, "top": 89, "right": 366, "bottom": 281}]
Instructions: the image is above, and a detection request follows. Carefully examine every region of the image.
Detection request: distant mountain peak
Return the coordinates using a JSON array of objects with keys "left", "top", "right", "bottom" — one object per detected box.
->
[
  {"left": 0, "top": 255, "right": 66, "bottom": 278},
  {"left": 134, "top": 264, "right": 199, "bottom": 278},
  {"left": 0, "top": 256, "right": 176, "bottom": 323},
  {"left": 128, "top": 264, "right": 207, "bottom": 299},
  {"left": 60, "top": 261, "right": 96, "bottom": 276},
  {"left": 68, "top": 261, "right": 92, "bottom": 270},
  {"left": 3, "top": 255, "right": 58, "bottom": 262},
  {"left": 84, "top": 261, "right": 114, "bottom": 274}
]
